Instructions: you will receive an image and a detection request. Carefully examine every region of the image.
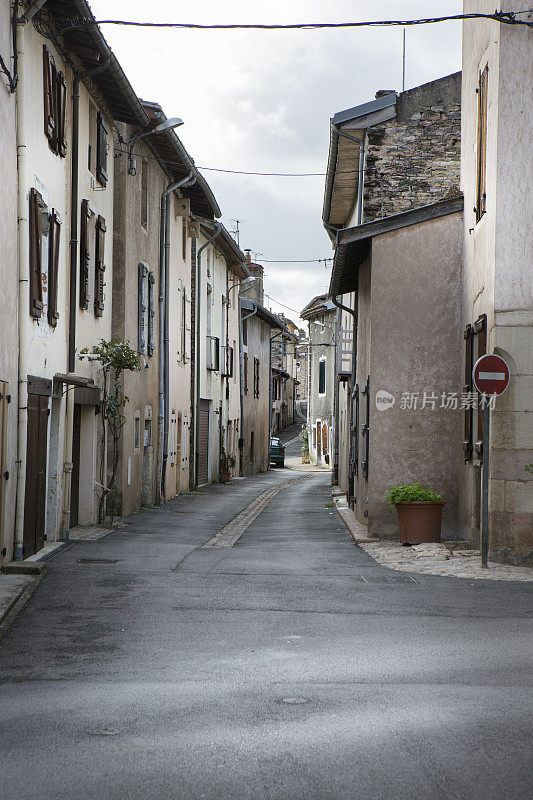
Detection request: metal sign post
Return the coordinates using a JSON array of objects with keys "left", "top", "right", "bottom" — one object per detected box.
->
[
  {"left": 481, "top": 397, "right": 490, "bottom": 568},
  {"left": 472, "top": 354, "right": 510, "bottom": 569}
]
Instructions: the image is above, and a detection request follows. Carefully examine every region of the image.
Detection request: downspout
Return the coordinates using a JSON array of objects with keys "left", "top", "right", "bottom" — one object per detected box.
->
[
  {"left": 194, "top": 222, "right": 222, "bottom": 487},
  {"left": 238, "top": 304, "right": 258, "bottom": 474},
  {"left": 13, "top": 19, "right": 28, "bottom": 559},
  {"left": 158, "top": 170, "right": 195, "bottom": 501}
]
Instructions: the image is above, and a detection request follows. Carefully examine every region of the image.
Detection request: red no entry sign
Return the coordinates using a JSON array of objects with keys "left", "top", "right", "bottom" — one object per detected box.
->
[{"left": 473, "top": 353, "right": 510, "bottom": 396}]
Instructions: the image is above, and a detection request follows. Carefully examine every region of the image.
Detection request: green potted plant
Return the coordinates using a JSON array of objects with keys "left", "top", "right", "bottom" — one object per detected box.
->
[{"left": 386, "top": 481, "right": 445, "bottom": 545}]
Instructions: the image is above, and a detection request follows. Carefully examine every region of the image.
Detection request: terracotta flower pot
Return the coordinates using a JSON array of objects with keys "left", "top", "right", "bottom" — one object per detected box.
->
[{"left": 395, "top": 501, "right": 445, "bottom": 544}]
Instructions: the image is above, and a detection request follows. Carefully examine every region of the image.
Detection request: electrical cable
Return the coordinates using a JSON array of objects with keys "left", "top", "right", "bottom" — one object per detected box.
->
[{"left": 53, "top": 12, "right": 533, "bottom": 34}]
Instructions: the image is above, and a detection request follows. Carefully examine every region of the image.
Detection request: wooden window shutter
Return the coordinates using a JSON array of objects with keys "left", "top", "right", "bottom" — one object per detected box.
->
[
  {"left": 79, "top": 199, "right": 90, "bottom": 309},
  {"left": 147, "top": 271, "right": 155, "bottom": 356},
  {"left": 361, "top": 377, "right": 370, "bottom": 478},
  {"left": 47, "top": 210, "right": 61, "bottom": 327},
  {"left": 176, "top": 281, "right": 183, "bottom": 362},
  {"left": 42, "top": 46, "right": 56, "bottom": 148},
  {"left": 96, "top": 112, "right": 108, "bottom": 186},
  {"left": 475, "top": 66, "right": 488, "bottom": 222},
  {"left": 463, "top": 324, "right": 474, "bottom": 461},
  {"left": 29, "top": 188, "right": 44, "bottom": 318},
  {"left": 474, "top": 314, "right": 487, "bottom": 455},
  {"left": 184, "top": 287, "right": 191, "bottom": 361},
  {"left": 94, "top": 215, "right": 106, "bottom": 317},
  {"left": 243, "top": 352, "right": 248, "bottom": 394},
  {"left": 56, "top": 72, "right": 67, "bottom": 157},
  {"left": 138, "top": 263, "right": 147, "bottom": 352}
]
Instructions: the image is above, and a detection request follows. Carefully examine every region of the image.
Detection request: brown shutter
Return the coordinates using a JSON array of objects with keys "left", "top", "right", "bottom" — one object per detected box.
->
[
  {"left": 29, "top": 188, "right": 44, "bottom": 318},
  {"left": 47, "top": 210, "right": 61, "bottom": 327},
  {"left": 96, "top": 112, "right": 108, "bottom": 186},
  {"left": 94, "top": 215, "right": 106, "bottom": 317},
  {"left": 243, "top": 352, "right": 248, "bottom": 394},
  {"left": 79, "top": 199, "right": 90, "bottom": 309},
  {"left": 56, "top": 71, "right": 67, "bottom": 157},
  {"left": 474, "top": 314, "right": 487, "bottom": 455},
  {"left": 463, "top": 324, "right": 474, "bottom": 461},
  {"left": 42, "top": 46, "right": 56, "bottom": 148},
  {"left": 148, "top": 271, "right": 155, "bottom": 355}
]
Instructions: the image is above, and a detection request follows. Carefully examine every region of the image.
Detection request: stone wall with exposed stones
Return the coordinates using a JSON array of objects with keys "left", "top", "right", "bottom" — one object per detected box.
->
[{"left": 363, "top": 73, "right": 462, "bottom": 222}]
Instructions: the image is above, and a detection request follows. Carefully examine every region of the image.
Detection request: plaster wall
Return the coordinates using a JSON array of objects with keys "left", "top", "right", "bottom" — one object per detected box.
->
[
  {"left": 355, "top": 213, "right": 464, "bottom": 538},
  {"left": 242, "top": 315, "right": 271, "bottom": 475},
  {"left": 460, "top": 1, "right": 533, "bottom": 563},
  {"left": 0, "top": 0, "right": 18, "bottom": 563}
]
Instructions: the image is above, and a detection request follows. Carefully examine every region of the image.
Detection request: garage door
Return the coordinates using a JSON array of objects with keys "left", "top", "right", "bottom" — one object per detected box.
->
[{"left": 197, "top": 401, "right": 209, "bottom": 486}]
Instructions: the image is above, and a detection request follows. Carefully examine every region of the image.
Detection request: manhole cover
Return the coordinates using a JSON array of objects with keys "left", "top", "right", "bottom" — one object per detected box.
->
[
  {"left": 77, "top": 558, "right": 119, "bottom": 564},
  {"left": 280, "top": 697, "right": 309, "bottom": 705},
  {"left": 85, "top": 728, "right": 123, "bottom": 736}
]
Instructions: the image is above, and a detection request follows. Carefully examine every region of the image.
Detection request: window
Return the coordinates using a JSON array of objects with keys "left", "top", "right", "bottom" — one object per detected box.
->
[
  {"left": 96, "top": 111, "right": 108, "bottom": 187},
  {"left": 134, "top": 414, "right": 141, "bottom": 450},
  {"left": 140, "top": 159, "right": 148, "bottom": 229},
  {"left": 475, "top": 65, "right": 488, "bottom": 222},
  {"left": 318, "top": 359, "right": 326, "bottom": 395},
  {"left": 42, "top": 46, "right": 67, "bottom": 157},
  {"left": 243, "top": 352, "right": 248, "bottom": 394},
  {"left": 253, "top": 357, "right": 260, "bottom": 398}
]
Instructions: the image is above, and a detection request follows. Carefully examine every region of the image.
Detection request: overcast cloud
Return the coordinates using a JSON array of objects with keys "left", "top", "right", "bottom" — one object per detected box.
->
[{"left": 89, "top": 0, "right": 462, "bottom": 323}]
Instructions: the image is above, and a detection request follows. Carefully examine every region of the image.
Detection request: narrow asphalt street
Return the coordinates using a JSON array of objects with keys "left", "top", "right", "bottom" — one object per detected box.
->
[{"left": 0, "top": 468, "right": 531, "bottom": 800}]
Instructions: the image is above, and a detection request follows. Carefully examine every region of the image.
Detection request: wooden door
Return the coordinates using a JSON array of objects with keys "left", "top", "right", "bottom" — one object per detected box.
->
[
  {"left": 316, "top": 421, "right": 322, "bottom": 459},
  {"left": 197, "top": 402, "right": 209, "bottom": 486},
  {"left": 23, "top": 393, "right": 49, "bottom": 556},
  {"left": 70, "top": 403, "right": 81, "bottom": 528}
]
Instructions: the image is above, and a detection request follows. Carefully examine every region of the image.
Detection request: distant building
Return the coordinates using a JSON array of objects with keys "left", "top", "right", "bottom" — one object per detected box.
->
[
  {"left": 301, "top": 296, "right": 336, "bottom": 468},
  {"left": 271, "top": 314, "right": 298, "bottom": 434}
]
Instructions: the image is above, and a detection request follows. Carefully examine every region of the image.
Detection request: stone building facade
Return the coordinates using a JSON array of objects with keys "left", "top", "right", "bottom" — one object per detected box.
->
[{"left": 363, "top": 75, "right": 462, "bottom": 221}]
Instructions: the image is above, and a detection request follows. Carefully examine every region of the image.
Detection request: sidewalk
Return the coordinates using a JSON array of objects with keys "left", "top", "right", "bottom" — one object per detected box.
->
[
  {"left": 0, "top": 574, "right": 37, "bottom": 631},
  {"left": 334, "top": 494, "right": 533, "bottom": 582}
]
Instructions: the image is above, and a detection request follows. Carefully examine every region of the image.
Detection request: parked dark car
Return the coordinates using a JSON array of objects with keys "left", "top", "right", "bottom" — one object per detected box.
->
[{"left": 269, "top": 437, "right": 285, "bottom": 467}]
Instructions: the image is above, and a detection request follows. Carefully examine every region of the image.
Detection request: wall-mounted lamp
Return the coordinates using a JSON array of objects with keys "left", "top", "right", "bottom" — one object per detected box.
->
[{"left": 128, "top": 117, "right": 184, "bottom": 176}]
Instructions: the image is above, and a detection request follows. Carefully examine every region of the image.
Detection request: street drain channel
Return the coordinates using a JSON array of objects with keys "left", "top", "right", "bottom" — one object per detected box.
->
[
  {"left": 203, "top": 475, "right": 312, "bottom": 548},
  {"left": 77, "top": 558, "right": 119, "bottom": 564},
  {"left": 359, "top": 575, "right": 418, "bottom": 584}
]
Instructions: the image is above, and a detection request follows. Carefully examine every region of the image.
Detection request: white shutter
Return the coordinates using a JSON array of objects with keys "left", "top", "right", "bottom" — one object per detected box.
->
[
  {"left": 176, "top": 279, "right": 183, "bottom": 362},
  {"left": 184, "top": 287, "right": 192, "bottom": 361}
]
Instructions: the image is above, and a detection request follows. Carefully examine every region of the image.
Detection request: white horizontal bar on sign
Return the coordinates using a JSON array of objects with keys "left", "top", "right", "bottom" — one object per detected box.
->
[{"left": 479, "top": 372, "right": 506, "bottom": 380}]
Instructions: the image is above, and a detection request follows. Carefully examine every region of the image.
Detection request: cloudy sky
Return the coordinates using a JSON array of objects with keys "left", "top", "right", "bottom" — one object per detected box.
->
[{"left": 90, "top": 1, "right": 462, "bottom": 324}]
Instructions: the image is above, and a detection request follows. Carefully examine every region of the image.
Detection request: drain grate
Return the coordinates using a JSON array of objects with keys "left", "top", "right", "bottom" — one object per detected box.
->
[
  {"left": 37, "top": 542, "right": 72, "bottom": 562},
  {"left": 77, "top": 558, "right": 119, "bottom": 564},
  {"left": 359, "top": 574, "right": 418, "bottom": 584}
]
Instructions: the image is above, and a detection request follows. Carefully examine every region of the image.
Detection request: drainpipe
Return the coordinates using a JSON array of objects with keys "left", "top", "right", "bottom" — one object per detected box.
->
[
  {"left": 238, "top": 303, "right": 258, "bottom": 474},
  {"left": 13, "top": 20, "right": 28, "bottom": 559},
  {"left": 194, "top": 222, "right": 222, "bottom": 487},
  {"left": 158, "top": 171, "right": 195, "bottom": 501}
]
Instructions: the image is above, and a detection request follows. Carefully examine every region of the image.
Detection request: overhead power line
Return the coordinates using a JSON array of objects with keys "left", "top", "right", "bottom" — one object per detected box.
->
[
  {"left": 259, "top": 258, "right": 332, "bottom": 263},
  {"left": 59, "top": 12, "right": 533, "bottom": 32}
]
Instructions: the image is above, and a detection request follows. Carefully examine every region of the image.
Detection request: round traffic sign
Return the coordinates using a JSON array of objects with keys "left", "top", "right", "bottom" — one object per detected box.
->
[{"left": 473, "top": 354, "right": 510, "bottom": 396}]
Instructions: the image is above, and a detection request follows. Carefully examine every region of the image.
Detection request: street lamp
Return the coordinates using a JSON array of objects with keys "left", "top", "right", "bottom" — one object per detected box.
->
[{"left": 128, "top": 117, "right": 184, "bottom": 175}]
